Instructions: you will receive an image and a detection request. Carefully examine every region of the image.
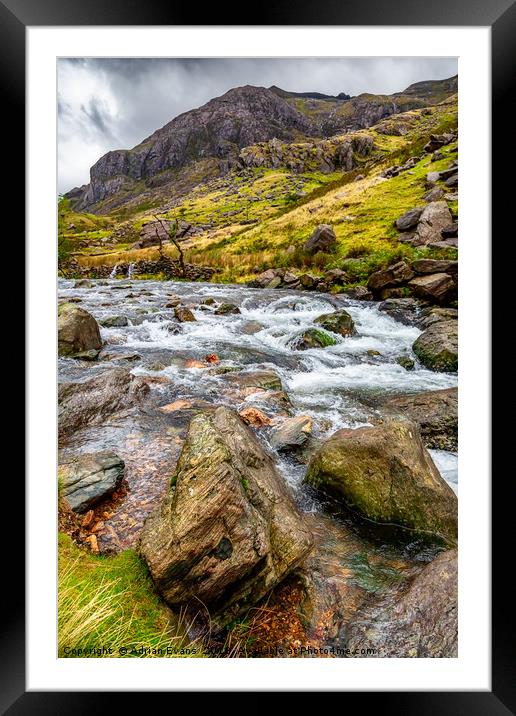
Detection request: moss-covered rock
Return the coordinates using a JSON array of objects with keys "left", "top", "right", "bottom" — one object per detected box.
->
[
  {"left": 314, "top": 309, "right": 356, "bottom": 337},
  {"left": 304, "top": 419, "right": 457, "bottom": 545},
  {"left": 290, "top": 327, "right": 338, "bottom": 350},
  {"left": 412, "top": 320, "right": 458, "bottom": 372},
  {"left": 396, "top": 355, "right": 415, "bottom": 371}
]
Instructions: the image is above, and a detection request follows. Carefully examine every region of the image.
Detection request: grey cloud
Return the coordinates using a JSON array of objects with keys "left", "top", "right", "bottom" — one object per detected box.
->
[
  {"left": 58, "top": 57, "right": 457, "bottom": 192},
  {"left": 80, "top": 99, "right": 118, "bottom": 143}
]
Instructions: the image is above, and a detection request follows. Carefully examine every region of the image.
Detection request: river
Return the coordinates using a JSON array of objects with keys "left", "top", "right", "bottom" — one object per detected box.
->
[{"left": 58, "top": 278, "right": 458, "bottom": 551}]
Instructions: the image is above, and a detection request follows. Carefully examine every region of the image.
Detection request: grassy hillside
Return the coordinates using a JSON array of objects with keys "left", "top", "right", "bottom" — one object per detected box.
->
[{"left": 59, "top": 96, "right": 457, "bottom": 285}]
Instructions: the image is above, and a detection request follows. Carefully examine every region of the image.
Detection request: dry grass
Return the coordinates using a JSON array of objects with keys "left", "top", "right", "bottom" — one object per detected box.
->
[{"left": 58, "top": 533, "right": 205, "bottom": 657}]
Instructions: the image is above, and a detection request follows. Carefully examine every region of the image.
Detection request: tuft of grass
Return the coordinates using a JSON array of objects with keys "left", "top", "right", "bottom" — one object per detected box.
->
[{"left": 58, "top": 533, "right": 204, "bottom": 658}]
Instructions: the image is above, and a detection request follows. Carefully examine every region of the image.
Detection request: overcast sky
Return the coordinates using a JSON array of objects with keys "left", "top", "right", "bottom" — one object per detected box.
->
[{"left": 58, "top": 57, "right": 457, "bottom": 193}]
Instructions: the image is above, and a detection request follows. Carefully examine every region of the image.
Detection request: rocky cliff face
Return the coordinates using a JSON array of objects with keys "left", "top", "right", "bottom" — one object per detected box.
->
[
  {"left": 70, "top": 85, "right": 317, "bottom": 210},
  {"left": 66, "top": 76, "right": 458, "bottom": 212}
]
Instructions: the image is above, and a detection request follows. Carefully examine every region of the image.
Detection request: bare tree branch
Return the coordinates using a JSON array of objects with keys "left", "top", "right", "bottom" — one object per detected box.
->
[{"left": 152, "top": 214, "right": 186, "bottom": 278}]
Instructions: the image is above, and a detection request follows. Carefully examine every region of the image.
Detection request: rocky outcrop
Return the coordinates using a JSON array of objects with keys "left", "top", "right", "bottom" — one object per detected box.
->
[
  {"left": 345, "top": 549, "right": 457, "bottom": 657},
  {"left": 413, "top": 320, "right": 458, "bottom": 372},
  {"left": 131, "top": 219, "right": 204, "bottom": 249},
  {"left": 59, "top": 451, "right": 125, "bottom": 512},
  {"left": 303, "top": 225, "right": 337, "bottom": 254},
  {"left": 68, "top": 86, "right": 318, "bottom": 210},
  {"left": 423, "top": 132, "right": 456, "bottom": 152},
  {"left": 374, "top": 388, "right": 458, "bottom": 450},
  {"left": 240, "top": 135, "right": 375, "bottom": 175},
  {"left": 139, "top": 407, "right": 313, "bottom": 624},
  {"left": 304, "top": 420, "right": 457, "bottom": 545},
  {"left": 58, "top": 368, "right": 150, "bottom": 439},
  {"left": 314, "top": 309, "right": 356, "bottom": 337},
  {"left": 58, "top": 302, "right": 102, "bottom": 358}
]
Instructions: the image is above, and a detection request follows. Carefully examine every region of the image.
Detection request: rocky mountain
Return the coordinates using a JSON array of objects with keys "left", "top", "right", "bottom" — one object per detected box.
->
[{"left": 66, "top": 76, "right": 458, "bottom": 213}]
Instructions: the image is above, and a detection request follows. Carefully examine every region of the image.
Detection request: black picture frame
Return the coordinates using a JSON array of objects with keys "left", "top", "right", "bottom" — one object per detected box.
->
[{"left": 6, "top": 0, "right": 511, "bottom": 709}]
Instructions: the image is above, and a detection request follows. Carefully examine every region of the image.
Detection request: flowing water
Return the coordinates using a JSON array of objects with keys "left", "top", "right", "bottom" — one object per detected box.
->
[{"left": 58, "top": 278, "right": 458, "bottom": 550}]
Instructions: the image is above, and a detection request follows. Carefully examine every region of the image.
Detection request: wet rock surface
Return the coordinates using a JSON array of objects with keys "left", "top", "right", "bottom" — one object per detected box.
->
[
  {"left": 413, "top": 320, "right": 458, "bottom": 372},
  {"left": 59, "top": 451, "right": 125, "bottom": 512},
  {"left": 139, "top": 407, "right": 313, "bottom": 626},
  {"left": 372, "top": 387, "right": 458, "bottom": 450},
  {"left": 345, "top": 549, "right": 458, "bottom": 657},
  {"left": 58, "top": 368, "right": 150, "bottom": 440}
]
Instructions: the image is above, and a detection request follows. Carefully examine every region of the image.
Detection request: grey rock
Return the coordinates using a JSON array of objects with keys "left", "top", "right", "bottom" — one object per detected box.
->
[
  {"left": 412, "top": 201, "right": 454, "bottom": 246},
  {"left": 59, "top": 451, "right": 124, "bottom": 512},
  {"left": 58, "top": 368, "right": 150, "bottom": 439},
  {"left": 214, "top": 302, "right": 241, "bottom": 315},
  {"left": 269, "top": 415, "right": 314, "bottom": 451},
  {"left": 303, "top": 224, "right": 336, "bottom": 254},
  {"left": 395, "top": 207, "right": 423, "bottom": 232},
  {"left": 100, "top": 315, "right": 129, "bottom": 328},
  {"left": 412, "top": 320, "right": 458, "bottom": 372}
]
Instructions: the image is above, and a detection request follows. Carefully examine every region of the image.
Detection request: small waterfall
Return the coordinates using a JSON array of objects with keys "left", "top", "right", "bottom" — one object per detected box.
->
[
  {"left": 127, "top": 263, "right": 135, "bottom": 279},
  {"left": 109, "top": 265, "right": 118, "bottom": 279}
]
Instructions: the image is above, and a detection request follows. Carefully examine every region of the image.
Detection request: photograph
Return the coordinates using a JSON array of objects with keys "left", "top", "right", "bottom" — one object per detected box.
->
[{"left": 56, "top": 56, "right": 459, "bottom": 660}]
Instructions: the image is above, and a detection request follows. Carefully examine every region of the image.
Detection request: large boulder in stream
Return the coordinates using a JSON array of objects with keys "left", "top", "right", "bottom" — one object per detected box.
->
[
  {"left": 304, "top": 419, "right": 457, "bottom": 546},
  {"left": 375, "top": 388, "right": 458, "bottom": 451},
  {"left": 59, "top": 451, "right": 125, "bottom": 512},
  {"left": 139, "top": 406, "right": 313, "bottom": 625},
  {"left": 345, "top": 549, "right": 457, "bottom": 657},
  {"left": 412, "top": 320, "right": 458, "bottom": 372},
  {"left": 58, "top": 302, "right": 102, "bottom": 357},
  {"left": 314, "top": 309, "right": 356, "bottom": 337},
  {"left": 58, "top": 368, "right": 150, "bottom": 439}
]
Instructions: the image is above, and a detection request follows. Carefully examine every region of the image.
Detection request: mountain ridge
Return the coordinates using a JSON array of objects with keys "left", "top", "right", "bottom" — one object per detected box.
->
[{"left": 65, "top": 75, "right": 457, "bottom": 213}]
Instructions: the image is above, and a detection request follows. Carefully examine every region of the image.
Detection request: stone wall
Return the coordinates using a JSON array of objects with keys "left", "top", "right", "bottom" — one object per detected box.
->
[{"left": 62, "top": 257, "right": 216, "bottom": 281}]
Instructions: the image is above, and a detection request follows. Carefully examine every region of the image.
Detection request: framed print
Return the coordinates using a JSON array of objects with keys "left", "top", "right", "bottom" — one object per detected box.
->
[{"left": 4, "top": 0, "right": 511, "bottom": 708}]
